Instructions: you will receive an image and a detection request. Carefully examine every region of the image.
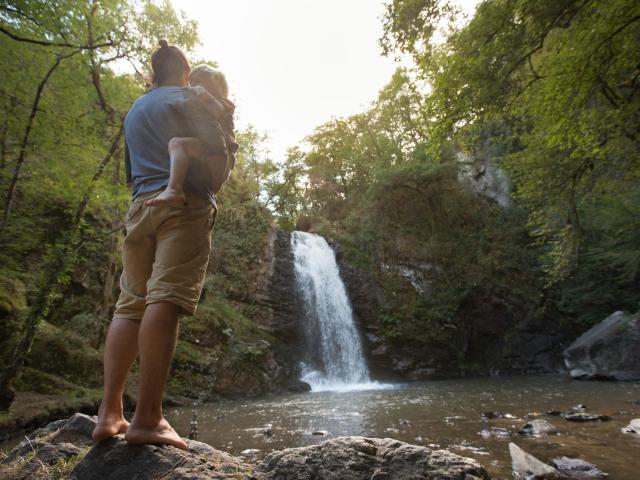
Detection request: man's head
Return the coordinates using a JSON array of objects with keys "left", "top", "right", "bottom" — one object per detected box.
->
[
  {"left": 151, "top": 39, "right": 190, "bottom": 87},
  {"left": 190, "top": 64, "right": 229, "bottom": 98}
]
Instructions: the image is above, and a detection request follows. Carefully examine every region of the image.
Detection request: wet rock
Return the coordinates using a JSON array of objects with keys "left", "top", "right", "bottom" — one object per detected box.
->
[
  {"left": 551, "top": 457, "right": 606, "bottom": 479},
  {"left": 285, "top": 379, "right": 312, "bottom": 393},
  {"left": 256, "top": 436, "right": 491, "bottom": 479},
  {"left": 482, "top": 411, "right": 516, "bottom": 420},
  {"left": 312, "top": 430, "right": 328, "bottom": 436},
  {"left": 526, "top": 412, "right": 545, "bottom": 418},
  {"left": 479, "top": 427, "right": 511, "bottom": 438},
  {"left": 518, "top": 419, "right": 559, "bottom": 436},
  {"left": 563, "top": 413, "right": 611, "bottom": 422},
  {"left": 622, "top": 418, "right": 640, "bottom": 435},
  {"left": 564, "top": 310, "right": 640, "bottom": 381},
  {"left": 509, "top": 442, "right": 563, "bottom": 479}
]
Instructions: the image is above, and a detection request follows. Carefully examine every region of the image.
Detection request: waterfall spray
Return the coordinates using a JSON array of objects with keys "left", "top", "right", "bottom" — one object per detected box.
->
[{"left": 292, "top": 231, "right": 384, "bottom": 392}]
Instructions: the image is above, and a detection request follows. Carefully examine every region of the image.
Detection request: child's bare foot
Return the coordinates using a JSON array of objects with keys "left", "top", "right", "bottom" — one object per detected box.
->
[
  {"left": 125, "top": 417, "right": 188, "bottom": 450},
  {"left": 92, "top": 415, "right": 129, "bottom": 442},
  {"left": 144, "top": 188, "right": 186, "bottom": 207}
]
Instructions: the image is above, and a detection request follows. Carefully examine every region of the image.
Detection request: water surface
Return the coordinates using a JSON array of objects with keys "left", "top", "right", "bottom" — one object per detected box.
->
[{"left": 166, "top": 376, "right": 640, "bottom": 479}]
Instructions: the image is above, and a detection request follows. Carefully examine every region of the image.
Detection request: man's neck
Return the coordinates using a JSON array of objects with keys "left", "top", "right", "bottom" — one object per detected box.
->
[{"left": 158, "top": 79, "right": 187, "bottom": 88}]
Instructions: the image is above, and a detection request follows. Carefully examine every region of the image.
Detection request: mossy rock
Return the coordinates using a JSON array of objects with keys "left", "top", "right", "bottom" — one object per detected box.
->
[
  {"left": 27, "top": 322, "right": 102, "bottom": 388},
  {"left": 14, "top": 368, "right": 87, "bottom": 396},
  {"left": 0, "top": 275, "right": 28, "bottom": 370},
  {"left": 0, "top": 275, "right": 27, "bottom": 315}
]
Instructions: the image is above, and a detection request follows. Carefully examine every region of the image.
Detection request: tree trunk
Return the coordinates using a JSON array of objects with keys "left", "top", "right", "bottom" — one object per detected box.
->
[{"left": 94, "top": 149, "right": 123, "bottom": 347}]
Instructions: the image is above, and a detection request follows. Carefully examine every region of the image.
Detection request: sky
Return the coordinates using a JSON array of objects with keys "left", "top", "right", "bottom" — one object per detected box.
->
[{"left": 172, "top": 0, "right": 479, "bottom": 161}]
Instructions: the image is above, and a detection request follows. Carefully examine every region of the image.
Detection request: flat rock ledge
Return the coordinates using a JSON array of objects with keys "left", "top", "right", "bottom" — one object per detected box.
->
[{"left": 0, "top": 414, "right": 491, "bottom": 480}]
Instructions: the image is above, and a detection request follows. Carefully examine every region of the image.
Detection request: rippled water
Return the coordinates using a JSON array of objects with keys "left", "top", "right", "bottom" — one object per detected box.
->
[{"left": 165, "top": 376, "right": 640, "bottom": 479}]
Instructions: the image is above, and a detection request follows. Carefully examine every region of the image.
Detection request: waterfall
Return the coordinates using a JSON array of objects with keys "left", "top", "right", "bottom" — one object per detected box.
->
[{"left": 292, "top": 231, "right": 382, "bottom": 392}]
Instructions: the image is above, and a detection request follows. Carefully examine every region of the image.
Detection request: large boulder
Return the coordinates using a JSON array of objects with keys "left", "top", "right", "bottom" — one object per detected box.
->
[
  {"left": 563, "top": 310, "right": 640, "bottom": 380},
  {"left": 256, "top": 436, "right": 491, "bottom": 480}
]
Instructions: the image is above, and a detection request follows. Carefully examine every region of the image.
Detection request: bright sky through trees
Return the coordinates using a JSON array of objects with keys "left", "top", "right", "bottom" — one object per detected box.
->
[{"left": 172, "top": 0, "right": 479, "bottom": 160}]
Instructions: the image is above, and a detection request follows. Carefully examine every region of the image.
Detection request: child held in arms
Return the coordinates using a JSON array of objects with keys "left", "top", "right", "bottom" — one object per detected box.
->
[{"left": 145, "top": 61, "right": 239, "bottom": 206}]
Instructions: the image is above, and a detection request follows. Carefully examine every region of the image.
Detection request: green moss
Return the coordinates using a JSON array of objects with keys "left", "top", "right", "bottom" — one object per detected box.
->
[
  {"left": 28, "top": 322, "right": 102, "bottom": 388},
  {"left": 15, "top": 368, "right": 87, "bottom": 396}
]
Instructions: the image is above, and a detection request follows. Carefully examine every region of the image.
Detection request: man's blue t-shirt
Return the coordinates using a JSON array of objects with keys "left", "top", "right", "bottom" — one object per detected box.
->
[{"left": 124, "top": 86, "right": 216, "bottom": 207}]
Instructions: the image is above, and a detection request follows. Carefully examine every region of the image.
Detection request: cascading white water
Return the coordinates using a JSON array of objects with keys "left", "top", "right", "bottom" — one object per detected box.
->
[{"left": 292, "top": 231, "right": 384, "bottom": 392}]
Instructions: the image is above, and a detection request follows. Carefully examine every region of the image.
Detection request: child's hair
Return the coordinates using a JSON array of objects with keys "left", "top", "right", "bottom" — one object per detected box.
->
[
  {"left": 190, "top": 64, "right": 229, "bottom": 98},
  {"left": 151, "top": 39, "right": 190, "bottom": 86}
]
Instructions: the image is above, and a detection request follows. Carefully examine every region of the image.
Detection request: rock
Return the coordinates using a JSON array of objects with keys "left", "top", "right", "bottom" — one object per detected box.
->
[
  {"left": 622, "top": 418, "right": 640, "bottom": 435},
  {"left": 311, "top": 430, "right": 328, "bottom": 436},
  {"left": 1, "top": 415, "right": 493, "bottom": 480},
  {"left": 509, "top": 442, "right": 563, "bottom": 479},
  {"left": 482, "top": 411, "right": 515, "bottom": 420},
  {"left": 519, "top": 419, "right": 559, "bottom": 436},
  {"left": 1, "top": 414, "right": 251, "bottom": 480},
  {"left": 256, "top": 436, "right": 491, "bottom": 479},
  {"left": 69, "top": 437, "right": 247, "bottom": 480},
  {"left": 285, "top": 379, "right": 312, "bottom": 393},
  {"left": 551, "top": 457, "right": 606, "bottom": 479},
  {"left": 563, "top": 413, "right": 611, "bottom": 422},
  {"left": 479, "top": 427, "right": 511, "bottom": 438},
  {"left": 563, "top": 310, "right": 640, "bottom": 381}
]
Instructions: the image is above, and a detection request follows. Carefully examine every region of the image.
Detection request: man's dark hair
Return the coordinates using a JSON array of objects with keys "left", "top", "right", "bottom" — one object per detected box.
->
[{"left": 150, "top": 39, "right": 190, "bottom": 86}]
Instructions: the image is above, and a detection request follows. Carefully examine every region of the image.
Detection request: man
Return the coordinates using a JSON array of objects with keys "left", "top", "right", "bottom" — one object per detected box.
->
[{"left": 92, "top": 40, "right": 226, "bottom": 450}]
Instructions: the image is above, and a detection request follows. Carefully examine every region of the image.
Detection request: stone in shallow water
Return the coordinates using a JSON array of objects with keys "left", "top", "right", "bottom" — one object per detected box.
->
[
  {"left": 482, "top": 411, "right": 515, "bottom": 420},
  {"left": 564, "top": 413, "right": 611, "bottom": 422},
  {"left": 551, "top": 456, "right": 607, "bottom": 479},
  {"left": 622, "top": 418, "right": 640, "bottom": 435},
  {"left": 518, "top": 419, "right": 559, "bottom": 436},
  {"left": 509, "top": 442, "right": 562, "bottom": 479},
  {"left": 479, "top": 427, "right": 511, "bottom": 438}
]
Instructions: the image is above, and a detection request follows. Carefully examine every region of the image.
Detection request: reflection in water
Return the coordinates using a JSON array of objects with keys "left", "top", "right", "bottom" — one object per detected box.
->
[{"left": 166, "top": 376, "right": 640, "bottom": 479}]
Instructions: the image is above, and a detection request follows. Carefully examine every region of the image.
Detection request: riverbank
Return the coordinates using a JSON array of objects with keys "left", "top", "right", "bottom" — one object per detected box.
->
[
  {"left": 0, "top": 413, "right": 490, "bottom": 479},
  {"left": 6, "top": 375, "right": 639, "bottom": 478}
]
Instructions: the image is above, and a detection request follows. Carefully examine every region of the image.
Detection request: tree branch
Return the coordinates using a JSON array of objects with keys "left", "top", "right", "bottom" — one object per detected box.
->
[
  {"left": 0, "top": 25, "right": 113, "bottom": 50},
  {"left": 1, "top": 50, "right": 80, "bottom": 229}
]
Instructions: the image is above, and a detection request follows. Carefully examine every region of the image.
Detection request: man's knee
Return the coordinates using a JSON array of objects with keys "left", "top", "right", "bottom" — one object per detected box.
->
[{"left": 168, "top": 137, "right": 187, "bottom": 154}]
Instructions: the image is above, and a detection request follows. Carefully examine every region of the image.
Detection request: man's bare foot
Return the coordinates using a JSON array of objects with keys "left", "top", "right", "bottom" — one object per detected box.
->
[
  {"left": 144, "top": 188, "right": 186, "bottom": 207},
  {"left": 125, "top": 418, "right": 188, "bottom": 450},
  {"left": 92, "top": 416, "right": 129, "bottom": 442}
]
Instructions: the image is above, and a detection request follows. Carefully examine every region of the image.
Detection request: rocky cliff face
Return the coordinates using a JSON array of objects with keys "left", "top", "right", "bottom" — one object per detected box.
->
[
  {"left": 455, "top": 124, "right": 514, "bottom": 209},
  {"left": 251, "top": 230, "right": 307, "bottom": 388},
  {"left": 336, "top": 253, "right": 568, "bottom": 380}
]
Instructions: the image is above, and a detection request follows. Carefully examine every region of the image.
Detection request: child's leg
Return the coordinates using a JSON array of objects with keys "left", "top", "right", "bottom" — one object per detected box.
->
[{"left": 145, "top": 137, "right": 206, "bottom": 206}]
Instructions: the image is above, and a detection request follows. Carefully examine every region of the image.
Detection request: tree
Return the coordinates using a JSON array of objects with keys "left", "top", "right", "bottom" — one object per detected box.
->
[
  {"left": 382, "top": 0, "right": 640, "bottom": 321},
  {"left": 0, "top": 0, "right": 200, "bottom": 410}
]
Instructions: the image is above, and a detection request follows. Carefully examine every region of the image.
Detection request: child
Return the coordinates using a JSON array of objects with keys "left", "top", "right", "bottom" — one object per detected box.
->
[{"left": 145, "top": 64, "right": 239, "bottom": 207}]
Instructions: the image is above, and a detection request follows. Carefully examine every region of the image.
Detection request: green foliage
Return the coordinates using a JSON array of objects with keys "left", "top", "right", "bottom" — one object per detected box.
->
[{"left": 381, "top": 0, "right": 640, "bottom": 324}]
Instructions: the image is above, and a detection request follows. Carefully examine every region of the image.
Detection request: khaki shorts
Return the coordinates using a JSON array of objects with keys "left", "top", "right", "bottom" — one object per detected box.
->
[{"left": 113, "top": 189, "right": 216, "bottom": 319}]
